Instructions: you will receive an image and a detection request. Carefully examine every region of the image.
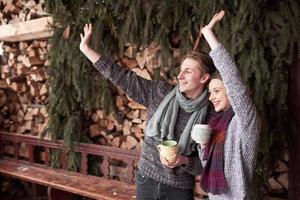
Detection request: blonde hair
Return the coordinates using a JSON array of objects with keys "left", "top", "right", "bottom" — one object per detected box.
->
[{"left": 181, "top": 50, "right": 216, "bottom": 75}]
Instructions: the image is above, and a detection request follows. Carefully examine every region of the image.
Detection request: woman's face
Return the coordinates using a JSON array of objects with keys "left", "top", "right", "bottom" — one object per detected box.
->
[{"left": 208, "top": 79, "right": 231, "bottom": 112}]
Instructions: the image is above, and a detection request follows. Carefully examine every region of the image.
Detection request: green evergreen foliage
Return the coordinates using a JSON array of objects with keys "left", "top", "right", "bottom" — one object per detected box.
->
[
  {"left": 67, "top": 151, "right": 81, "bottom": 171},
  {"left": 45, "top": 0, "right": 300, "bottom": 198},
  {"left": 50, "top": 149, "right": 62, "bottom": 168}
]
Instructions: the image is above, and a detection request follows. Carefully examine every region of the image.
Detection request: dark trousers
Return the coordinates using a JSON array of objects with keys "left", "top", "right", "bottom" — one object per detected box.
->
[{"left": 136, "top": 173, "right": 194, "bottom": 200}]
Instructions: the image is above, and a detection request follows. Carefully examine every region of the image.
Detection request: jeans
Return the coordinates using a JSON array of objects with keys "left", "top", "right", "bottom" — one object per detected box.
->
[{"left": 136, "top": 173, "right": 194, "bottom": 200}]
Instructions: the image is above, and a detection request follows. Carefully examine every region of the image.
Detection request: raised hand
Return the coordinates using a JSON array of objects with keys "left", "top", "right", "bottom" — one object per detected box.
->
[
  {"left": 201, "top": 10, "right": 225, "bottom": 50},
  {"left": 79, "top": 23, "right": 101, "bottom": 64},
  {"left": 207, "top": 10, "right": 225, "bottom": 30},
  {"left": 80, "top": 23, "right": 93, "bottom": 51}
]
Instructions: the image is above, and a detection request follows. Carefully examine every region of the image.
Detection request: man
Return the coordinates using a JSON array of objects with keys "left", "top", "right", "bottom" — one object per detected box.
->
[{"left": 79, "top": 24, "right": 215, "bottom": 200}]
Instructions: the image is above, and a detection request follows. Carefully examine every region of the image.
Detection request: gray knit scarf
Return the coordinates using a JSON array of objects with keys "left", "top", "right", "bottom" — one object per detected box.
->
[{"left": 146, "top": 86, "right": 208, "bottom": 155}]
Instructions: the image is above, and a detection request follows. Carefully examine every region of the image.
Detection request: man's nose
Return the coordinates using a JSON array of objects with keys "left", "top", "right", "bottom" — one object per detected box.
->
[{"left": 177, "top": 71, "right": 183, "bottom": 80}]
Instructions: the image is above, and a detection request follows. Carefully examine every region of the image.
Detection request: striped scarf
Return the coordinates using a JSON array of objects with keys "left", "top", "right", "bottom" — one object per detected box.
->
[{"left": 200, "top": 107, "right": 234, "bottom": 194}]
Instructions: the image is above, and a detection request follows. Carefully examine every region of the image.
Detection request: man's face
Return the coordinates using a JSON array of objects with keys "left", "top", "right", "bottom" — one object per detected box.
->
[{"left": 177, "top": 58, "right": 208, "bottom": 99}]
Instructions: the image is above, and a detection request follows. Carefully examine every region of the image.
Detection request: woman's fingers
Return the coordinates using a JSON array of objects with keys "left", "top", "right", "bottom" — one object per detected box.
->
[
  {"left": 216, "top": 10, "right": 225, "bottom": 21},
  {"left": 212, "top": 10, "right": 225, "bottom": 23},
  {"left": 212, "top": 12, "right": 219, "bottom": 20},
  {"left": 207, "top": 10, "right": 225, "bottom": 29}
]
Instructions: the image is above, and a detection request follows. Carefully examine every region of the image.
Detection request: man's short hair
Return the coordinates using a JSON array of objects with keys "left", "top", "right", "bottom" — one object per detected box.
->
[{"left": 181, "top": 50, "right": 216, "bottom": 75}]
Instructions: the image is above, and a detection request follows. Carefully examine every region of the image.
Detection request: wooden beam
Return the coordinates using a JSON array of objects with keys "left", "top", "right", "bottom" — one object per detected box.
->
[
  {"left": 0, "top": 17, "right": 53, "bottom": 42},
  {"left": 289, "top": 48, "right": 300, "bottom": 199}
]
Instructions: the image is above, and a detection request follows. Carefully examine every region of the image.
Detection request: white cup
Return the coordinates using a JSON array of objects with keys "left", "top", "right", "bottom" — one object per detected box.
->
[{"left": 191, "top": 124, "right": 212, "bottom": 145}]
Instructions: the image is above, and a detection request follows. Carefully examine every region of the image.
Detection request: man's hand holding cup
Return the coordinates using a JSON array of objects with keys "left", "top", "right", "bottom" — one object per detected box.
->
[{"left": 157, "top": 140, "right": 187, "bottom": 168}]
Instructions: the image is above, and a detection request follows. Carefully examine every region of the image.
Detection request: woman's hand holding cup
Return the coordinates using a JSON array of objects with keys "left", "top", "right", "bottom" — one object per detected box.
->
[{"left": 191, "top": 124, "right": 212, "bottom": 148}]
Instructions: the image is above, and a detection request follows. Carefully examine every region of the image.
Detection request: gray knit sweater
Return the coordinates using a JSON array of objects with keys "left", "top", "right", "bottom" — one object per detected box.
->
[
  {"left": 198, "top": 44, "right": 261, "bottom": 200},
  {"left": 94, "top": 57, "right": 203, "bottom": 190}
]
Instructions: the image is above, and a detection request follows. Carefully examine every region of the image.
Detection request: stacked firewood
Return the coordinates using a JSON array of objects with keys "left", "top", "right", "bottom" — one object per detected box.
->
[
  {"left": 0, "top": 0, "right": 49, "bottom": 135},
  {"left": 0, "top": 0, "right": 47, "bottom": 25},
  {"left": 0, "top": 40, "right": 49, "bottom": 135},
  {"left": 88, "top": 43, "right": 164, "bottom": 151},
  {"left": 265, "top": 148, "right": 289, "bottom": 198}
]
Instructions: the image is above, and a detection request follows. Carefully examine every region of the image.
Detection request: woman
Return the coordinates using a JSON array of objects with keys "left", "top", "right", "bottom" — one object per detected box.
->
[{"left": 197, "top": 11, "right": 261, "bottom": 199}]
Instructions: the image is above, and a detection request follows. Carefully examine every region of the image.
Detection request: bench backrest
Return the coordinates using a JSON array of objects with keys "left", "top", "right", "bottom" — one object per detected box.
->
[{"left": 0, "top": 131, "right": 140, "bottom": 184}]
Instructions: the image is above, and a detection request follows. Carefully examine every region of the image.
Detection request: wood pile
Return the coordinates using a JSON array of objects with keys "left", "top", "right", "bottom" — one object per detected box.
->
[
  {"left": 0, "top": 0, "right": 49, "bottom": 135},
  {"left": 0, "top": 1, "right": 174, "bottom": 151},
  {"left": 0, "top": 0, "right": 47, "bottom": 25},
  {"left": 87, "top": 43, "right": 164, "bottom": 151},
  {"left": 265, "top": 148, "right": 289, "bottom": 198},
  {"left": 0, "top": 40, "right": 49, "bottom": 135},
  {"left": 86, "top": 41, "right": 181, "bottom": 150}
]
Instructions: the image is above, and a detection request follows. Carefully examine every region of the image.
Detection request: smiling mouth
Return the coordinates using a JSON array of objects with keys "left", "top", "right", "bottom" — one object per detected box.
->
[{"left": 212, "top": 101, "right": 219, "bottom": 106}]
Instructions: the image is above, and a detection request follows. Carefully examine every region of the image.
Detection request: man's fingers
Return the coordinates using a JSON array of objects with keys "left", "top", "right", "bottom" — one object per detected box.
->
[
  {"left": 80, "top": 33, "right": 83, "bottom": 40},
  {"left": 160, "top": 155, "right": 168, "bottom": 164},
  {"left": 84, "top": 23, "right": 90, "bottom": 32}
]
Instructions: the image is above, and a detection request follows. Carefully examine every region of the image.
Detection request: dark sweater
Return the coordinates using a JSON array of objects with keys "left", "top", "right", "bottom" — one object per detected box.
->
[{"left": 94, "top": 57, "right": 202, "bottom": 190}]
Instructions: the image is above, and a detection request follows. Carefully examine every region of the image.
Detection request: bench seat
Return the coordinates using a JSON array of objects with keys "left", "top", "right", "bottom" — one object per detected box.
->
[{"left": 0, "top": 158, "right": 136, "bottom": 200}]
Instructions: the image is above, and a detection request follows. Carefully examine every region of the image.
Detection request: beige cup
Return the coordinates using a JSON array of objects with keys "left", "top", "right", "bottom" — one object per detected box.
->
[
  {"left": 191, "top": 124, "right": 212, "bottom": 145},
  {"left": 157, "top": 140, "right": 178, "bottom": 163}
]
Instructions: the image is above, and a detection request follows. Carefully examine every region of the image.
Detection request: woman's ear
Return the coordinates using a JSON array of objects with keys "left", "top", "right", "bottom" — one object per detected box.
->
[{"left": 200, "top": 73, "right": 211, "bottom": 84}]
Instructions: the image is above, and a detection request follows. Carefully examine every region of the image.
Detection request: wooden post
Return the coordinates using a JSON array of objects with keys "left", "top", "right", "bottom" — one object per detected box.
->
[
  {"left": 14, "top": 142, "right": 19, "bottom": 160},
  {"left": 288, "top": 47, "right": 300, "bottom": 199},
  {"left": 62, "top": 148, "right": 67, "bottom": 170},
  {"left": 126, "top": 160, "right": 135, "bottom": 184},
  {"left": 80, "top": 152, "right": 88, "bottom": 175},
  {"left": 102, "top": 156, "right": 110, "bottom": 179},
  {"left": 0, "top": 134, "right": 2, "bottom": 158},
  {"left": 45, "top": 147, "right": 50, "bottom": 166},
  {"left": 28, "top": 144, "right": 34, "bottom": 163}
]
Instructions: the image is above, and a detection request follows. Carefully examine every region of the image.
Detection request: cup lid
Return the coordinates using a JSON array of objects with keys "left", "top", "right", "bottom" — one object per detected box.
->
[{"left": 194, "top": 124, "right": 211, "bottom": 129}]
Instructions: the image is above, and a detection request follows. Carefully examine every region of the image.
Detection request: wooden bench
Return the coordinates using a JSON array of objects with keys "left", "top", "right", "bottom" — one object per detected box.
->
[
  {"left": 0, "top": 131, "right": 139, "bottom": 200},
  {"left": 0, "top": 131, "right": 207, "bottom": 200}
]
